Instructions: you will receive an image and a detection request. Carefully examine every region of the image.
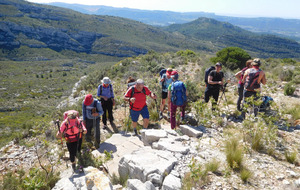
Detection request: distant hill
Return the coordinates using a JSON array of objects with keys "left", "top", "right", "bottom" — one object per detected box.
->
[
  {"left": 164, "top": 17, "right": 300, "bottom": 58},
  {"left": 0, "top": 0, "right": 300, "bottom": 60},
  {"left": 0, "top": 0, "right": 210, "bottom": 61},
  {"left": 48, "top": 2, "right": 300, "bottom": 41}
]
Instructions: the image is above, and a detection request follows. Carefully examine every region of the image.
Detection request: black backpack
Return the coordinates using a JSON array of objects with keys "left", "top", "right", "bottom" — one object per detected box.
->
[
  {"left": 205, "top": 66, "right": 215, "bottom": 85},
  {"left": 99, "top": 84, "right": 113, "bottom": 96}
]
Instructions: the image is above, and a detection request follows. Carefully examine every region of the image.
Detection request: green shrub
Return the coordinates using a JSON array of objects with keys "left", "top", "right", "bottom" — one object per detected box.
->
[
  {"left": 240, "top": 168, "right": 252, "bottom": 183},
  {"left": 205, "top": 158, "right": 220, "bottom": 173},
  {"left": 285, "top": 150, "right": 298, "bottom": 164},
  {"left": 284, "top": 82, "right": 296, "bottom": 96},
  {"left": 225, "top": 138, "right": 243, "bottom": 170},
  {"left": 111, "top": 173, "right": 128, "bottom": 186},
  {"left": 279, "top": 69, "right": 293, "bottom": 81}
]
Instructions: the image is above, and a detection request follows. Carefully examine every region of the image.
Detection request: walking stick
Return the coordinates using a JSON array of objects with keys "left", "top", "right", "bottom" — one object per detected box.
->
[{"left": 55, "top": 120, "right": 63, "bottom": 145}]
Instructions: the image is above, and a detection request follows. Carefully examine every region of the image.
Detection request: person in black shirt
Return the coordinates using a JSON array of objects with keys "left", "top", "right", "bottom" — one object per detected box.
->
[{"left": 204, "top": 62, "right": 224, "bottom": 109}]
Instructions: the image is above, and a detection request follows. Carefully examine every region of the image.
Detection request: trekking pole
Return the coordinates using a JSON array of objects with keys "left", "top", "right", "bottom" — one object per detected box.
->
[{"left": 55, "top": 120, "right": 63, "bottom": 145}]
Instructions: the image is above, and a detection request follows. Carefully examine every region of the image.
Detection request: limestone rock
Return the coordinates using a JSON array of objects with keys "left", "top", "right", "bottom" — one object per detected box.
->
[
  {"left": 162, "top": 174, "right": 182, "bottom": 190},
  {"left": 140, "top": 129, "right": 168, "bottom": 146},
  {"left": 127, "top": 179, "right": 155, "bottom": 190},
  {"left": 179, "top": 125, "right": 203, "bottom": 138},
  {"left": 153, "top": 138, "right": 189, "bottom": 155},
  {"left": 118, "top": 147, "right": 177, "bottom": 187},
  {"left": 84, "top": 167, "right": 113, "bottom": 190}
]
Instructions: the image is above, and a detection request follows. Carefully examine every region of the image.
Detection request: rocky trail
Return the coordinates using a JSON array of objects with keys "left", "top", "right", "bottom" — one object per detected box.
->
[{"left": 1, "top": 69, "right": 300, "bottom": 190}]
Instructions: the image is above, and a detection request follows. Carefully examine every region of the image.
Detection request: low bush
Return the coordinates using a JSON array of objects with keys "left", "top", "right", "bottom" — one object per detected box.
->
[
  {"left": 284, "top": 82, "right": 296, "bottom": 96},
  {"left": 225, "top": 138, "right": 243, "bottom": 170}
]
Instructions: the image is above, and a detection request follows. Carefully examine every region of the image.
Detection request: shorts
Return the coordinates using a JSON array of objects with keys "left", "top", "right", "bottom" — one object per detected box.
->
[
  {"left": 130, "top": 106, "right": 149, "bottom": 122},
  {"left": 162, "top": 91, "right": 168, "bottom": 99}
]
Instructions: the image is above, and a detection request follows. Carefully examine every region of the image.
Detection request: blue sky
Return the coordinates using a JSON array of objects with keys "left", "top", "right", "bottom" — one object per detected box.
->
[{"left": 27, "top": 0, "right": 300, "bottom": 19}]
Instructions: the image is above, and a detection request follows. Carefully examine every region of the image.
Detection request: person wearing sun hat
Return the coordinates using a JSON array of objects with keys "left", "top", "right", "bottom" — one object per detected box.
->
[
  {"left": 168, "top": 70, "right": 188, "bottom": 130},
  {"left": 124, "top": 79, "right": 157, "bottom": 135},
  {"left": 97, "top": 77, "right": 115, "bottom": 130},
  {"left": 159, "top": 68, "right": 173, "bottom": 120},
  {"left": 241, "top": 58, "right": 266, "bottom": 118},
  {"left": 82, "top": 94, "right": 103, "bottom": 148}
]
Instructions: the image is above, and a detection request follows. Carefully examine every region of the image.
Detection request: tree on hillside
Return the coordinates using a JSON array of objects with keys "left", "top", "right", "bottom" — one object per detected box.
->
[{"left": 210, "top": 47, "right": 251, "bottom": 70}]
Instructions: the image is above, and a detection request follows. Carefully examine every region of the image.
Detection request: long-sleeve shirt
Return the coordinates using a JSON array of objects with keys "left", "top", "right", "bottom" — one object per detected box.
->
[
  {"left": 82, "top": 99, "right": 104, "bottom": 120},
  {"left": 97, "top": 84, "right": 114, "bottom": 99}
]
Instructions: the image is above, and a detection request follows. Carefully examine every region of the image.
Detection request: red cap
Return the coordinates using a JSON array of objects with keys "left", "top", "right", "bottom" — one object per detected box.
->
[
  {"left": 166, "top": 70, "right": 172, "bottom": 77},
  {"left": 171, "top": 70, "right": 178, "bottom": 75},
  {"left": 84, "top": 94, "right": 93, "bottom": 106}
]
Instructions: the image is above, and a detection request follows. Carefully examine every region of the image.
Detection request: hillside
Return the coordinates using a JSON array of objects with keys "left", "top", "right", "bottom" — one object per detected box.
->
[
  {"left": 164, "top": 17, "right": 300, "bottom": 58},
  {"left": 0, "top": 0, "right": 211, "bottom": 61},
  {"left": 48, "top": 2, "right": 300, "bottom": 41}
]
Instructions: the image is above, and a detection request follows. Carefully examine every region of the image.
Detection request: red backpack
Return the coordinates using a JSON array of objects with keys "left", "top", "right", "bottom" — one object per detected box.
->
[{"left": 62, "top": 110, "right": 83, "bottom": 143}]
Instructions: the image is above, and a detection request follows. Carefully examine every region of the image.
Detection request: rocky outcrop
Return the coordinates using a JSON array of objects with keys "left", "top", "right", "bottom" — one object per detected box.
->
[{"left": 52, "top": 166, "right": 112, "bottom": 190}]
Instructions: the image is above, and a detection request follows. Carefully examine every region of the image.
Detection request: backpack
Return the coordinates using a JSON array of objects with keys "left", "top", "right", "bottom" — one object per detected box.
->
[
  {"left": 245, "top": 68, "right": 261, "bottom": 91},
  {"left": 159, "top": 69, "right": 167, "bottom": 89},
  {"left": 171, "top": 81, "right": 187, "bottom": 106},
  {"left": 205, "top": 66, "right": 215, "bottom": 85},
  {"left": 259, "top": 96, "right": 273, "bottom": 112},
  {"left": 99, "top": 84, "right": 113, "bottom": 97},
  {"left": 129, "top": 86, "right": 146, "bottom": 110},
  {"left": 62, "top": 110, "right": 82, "bottom": 143}
]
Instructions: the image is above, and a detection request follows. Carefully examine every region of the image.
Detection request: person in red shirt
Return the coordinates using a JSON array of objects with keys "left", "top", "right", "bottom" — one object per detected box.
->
[{"left": 124, "top": 79, "right": 157, "bottom": 135}]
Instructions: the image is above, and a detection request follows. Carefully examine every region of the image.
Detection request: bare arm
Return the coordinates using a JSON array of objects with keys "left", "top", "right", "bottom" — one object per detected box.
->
[
  {"left": 208, "top": 76, "right": 223, "bottom": 85},
  {"left": 258, "top": 71, "right": 266, "bottom": 85},
  {"left": 235, "top": 70, "right": 242, "bottom": 80}
]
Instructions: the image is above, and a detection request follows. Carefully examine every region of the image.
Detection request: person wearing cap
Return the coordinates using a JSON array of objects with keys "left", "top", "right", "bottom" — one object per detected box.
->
[
  {"left": 241, "top": 58, "right": 266, "bottom": 117},
  {"left": 124, "top": 79, "right": 157, "bottom": 135},
  {"left": 205, "top": 62, "right": 224, "bottom": 109},
  {"left": 159, "top": 68, "right": 173, "bottom": 120},
  {"left": 235, "top": 59, "right": 253, "bottom": 111},
  {"left": 168, "top": 70, "right": 188, "bottom": 129},
  {"left": 82, "top": 94, "right": 104, "bottom": 147},
  {"left": 57, "top": 111, "right": 87, "bottom": 172},
  {"left": 97, "top": 77, "right": 115, "bottom": 130}
]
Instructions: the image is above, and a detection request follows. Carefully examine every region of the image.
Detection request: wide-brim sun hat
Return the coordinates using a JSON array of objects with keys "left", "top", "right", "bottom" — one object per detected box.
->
[
  {"left": 84, "top": 94, "right": 93, "bottom": 106},
  {"left": 251, "top": 58, "right": 261, "bottom": 66},
  {"left": 101, "top": 77, "right": 111, "bottom": 84}
]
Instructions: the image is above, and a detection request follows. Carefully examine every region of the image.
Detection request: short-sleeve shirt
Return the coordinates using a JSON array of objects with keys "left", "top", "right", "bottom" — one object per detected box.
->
[
  {"left": 124, "top": 86, "right": 151, "bottom": 111},
  {"left": 207, "top": 70, "right": 224, "bottom": 89},
  {"left": 161, "top": 74, "right": 173, "bottom": 92}
]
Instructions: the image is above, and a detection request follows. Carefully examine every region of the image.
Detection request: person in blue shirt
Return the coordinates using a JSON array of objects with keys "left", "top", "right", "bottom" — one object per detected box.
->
[
  {"left": 159, "top": 68, "right": 173, "bottom": 120},
  {"left": 82, "top": 94, "right": 104, "bottom": 148},
  {"left": 97, "top": 77, "right": 115, "bottom": 130}
]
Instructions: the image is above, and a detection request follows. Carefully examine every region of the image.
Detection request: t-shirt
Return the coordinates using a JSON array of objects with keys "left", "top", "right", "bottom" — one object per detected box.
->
[
  {"left": 161, "top": 74, "right": 173, "bottom": 92},
  {"left": 124, "top": 86, "right": 151, "bottom": 111},
  {"left": 207, "top": 70, "right": 224, "bottom": 89}
]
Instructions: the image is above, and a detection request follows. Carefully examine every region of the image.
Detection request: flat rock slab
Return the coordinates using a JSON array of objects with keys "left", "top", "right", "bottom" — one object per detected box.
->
[
  {"left": 92, "top": 133, "right": 144, "bottom": 176},
  {"left": 162, "top": 174, "right": 182, "bottom": 190},
  {"left": 127, "top": 179, "right": 156, "bottom": 190},
  {"left": 153, "top": 138, "right": 190, "bottom": 155},
  {"left": 119, "top": 146, "right": 177, "bottom": 187},
  {"left": 140, "top": 129, "right": 168, "bottom": 146},
  {"left": 179, "top": 125, "right": 203, "bottom": 138}
]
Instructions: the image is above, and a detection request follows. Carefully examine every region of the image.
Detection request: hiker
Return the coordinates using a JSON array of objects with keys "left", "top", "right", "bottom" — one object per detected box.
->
[
  {"left": 97, "top": 77, "right": 115, "bottom": 130},
  {"left": 56, "top": 111, "right": 87, "bottom": 172},
  {"left": 124, "top": 79, "right": 157, "bottom": 135},
  {"left": 235, "top": 59, "right": 253, "bottom": 111},
  {"left": 127, "top": 76, "right": 136, "bottom": 88},
  {"left": 159, "top": 68, "right": 173, "bottom": 120},
  {"left": 241, "top": 58, "right": 267, "bottom": 117},
  {"left": 82, "top": 94, "right": 103, "bottom": 148},
  {"left": 204, "top": 62, "right": 224, "bottom": 109},
  {"left": 168, "top": 70, "right": 188, "bottom": 130}
]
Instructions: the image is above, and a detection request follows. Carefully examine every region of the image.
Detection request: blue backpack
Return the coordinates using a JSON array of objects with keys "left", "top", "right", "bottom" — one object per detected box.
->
[{"left": 171, "top": 81, "right": 187, "bottom": 106}]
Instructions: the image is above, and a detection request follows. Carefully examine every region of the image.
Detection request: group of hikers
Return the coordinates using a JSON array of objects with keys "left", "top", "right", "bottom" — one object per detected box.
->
[{"left": 56, "top": 58, "right": 267, "bottom": 172}]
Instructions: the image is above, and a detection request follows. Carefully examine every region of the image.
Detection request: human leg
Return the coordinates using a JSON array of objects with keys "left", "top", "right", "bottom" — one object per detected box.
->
[
  {"left": 170, "top": 103, "right": 177, "bottom": 129},
  {"left": 101, "top": 99, "right": 108, "bottom": 126},
  {"left": 85, "top": 119, "right": 93, "bottom": 142},
  {"left": 237, "top": 85, "right": 244, "bottom": 111},
  {"left": 95, "top": 117, "right": 100, "bottom": 145}
]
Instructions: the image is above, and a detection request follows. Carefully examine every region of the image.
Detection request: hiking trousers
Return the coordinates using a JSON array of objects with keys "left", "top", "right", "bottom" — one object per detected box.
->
[
  {"left": 66, "top": 138, "right": 82, "bottom": 162},
  {"left": 101, "top": 98, "right": 114, "bottom": 125},
  {"left": 204, "top": 87, "right": 220, "bottom": 104},
  {"left": 241, "top": 90, "right": 259, "bottom": 117},
  {"left": 237, "top": 84, "right": 244, "bottom": 111},
  {"left": 85, "top": 117, "right": 100, "bottom": 144},
  {"left": 170, "top": 102, "right": 186, "bottom": 129}
]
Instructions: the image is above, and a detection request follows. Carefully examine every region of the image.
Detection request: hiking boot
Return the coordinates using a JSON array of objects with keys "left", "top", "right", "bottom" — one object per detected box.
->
[
  {"left": 181, "top": 116, "right": 185, "bottom": 121},
  {"left": 133, "top": 128, "right": 138, "bottom": 136},
  {"left": 72, "top": 163, "right": 76, "bottom": 172},
  {"left": 159, "top": 112, "right": 163, "bottom": 120},
  {"left": 103, "top": 125, "right": 108, "bottom": 130},
  {"left": 167, "top": 112, "right": 170, "bottom": 119}
]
